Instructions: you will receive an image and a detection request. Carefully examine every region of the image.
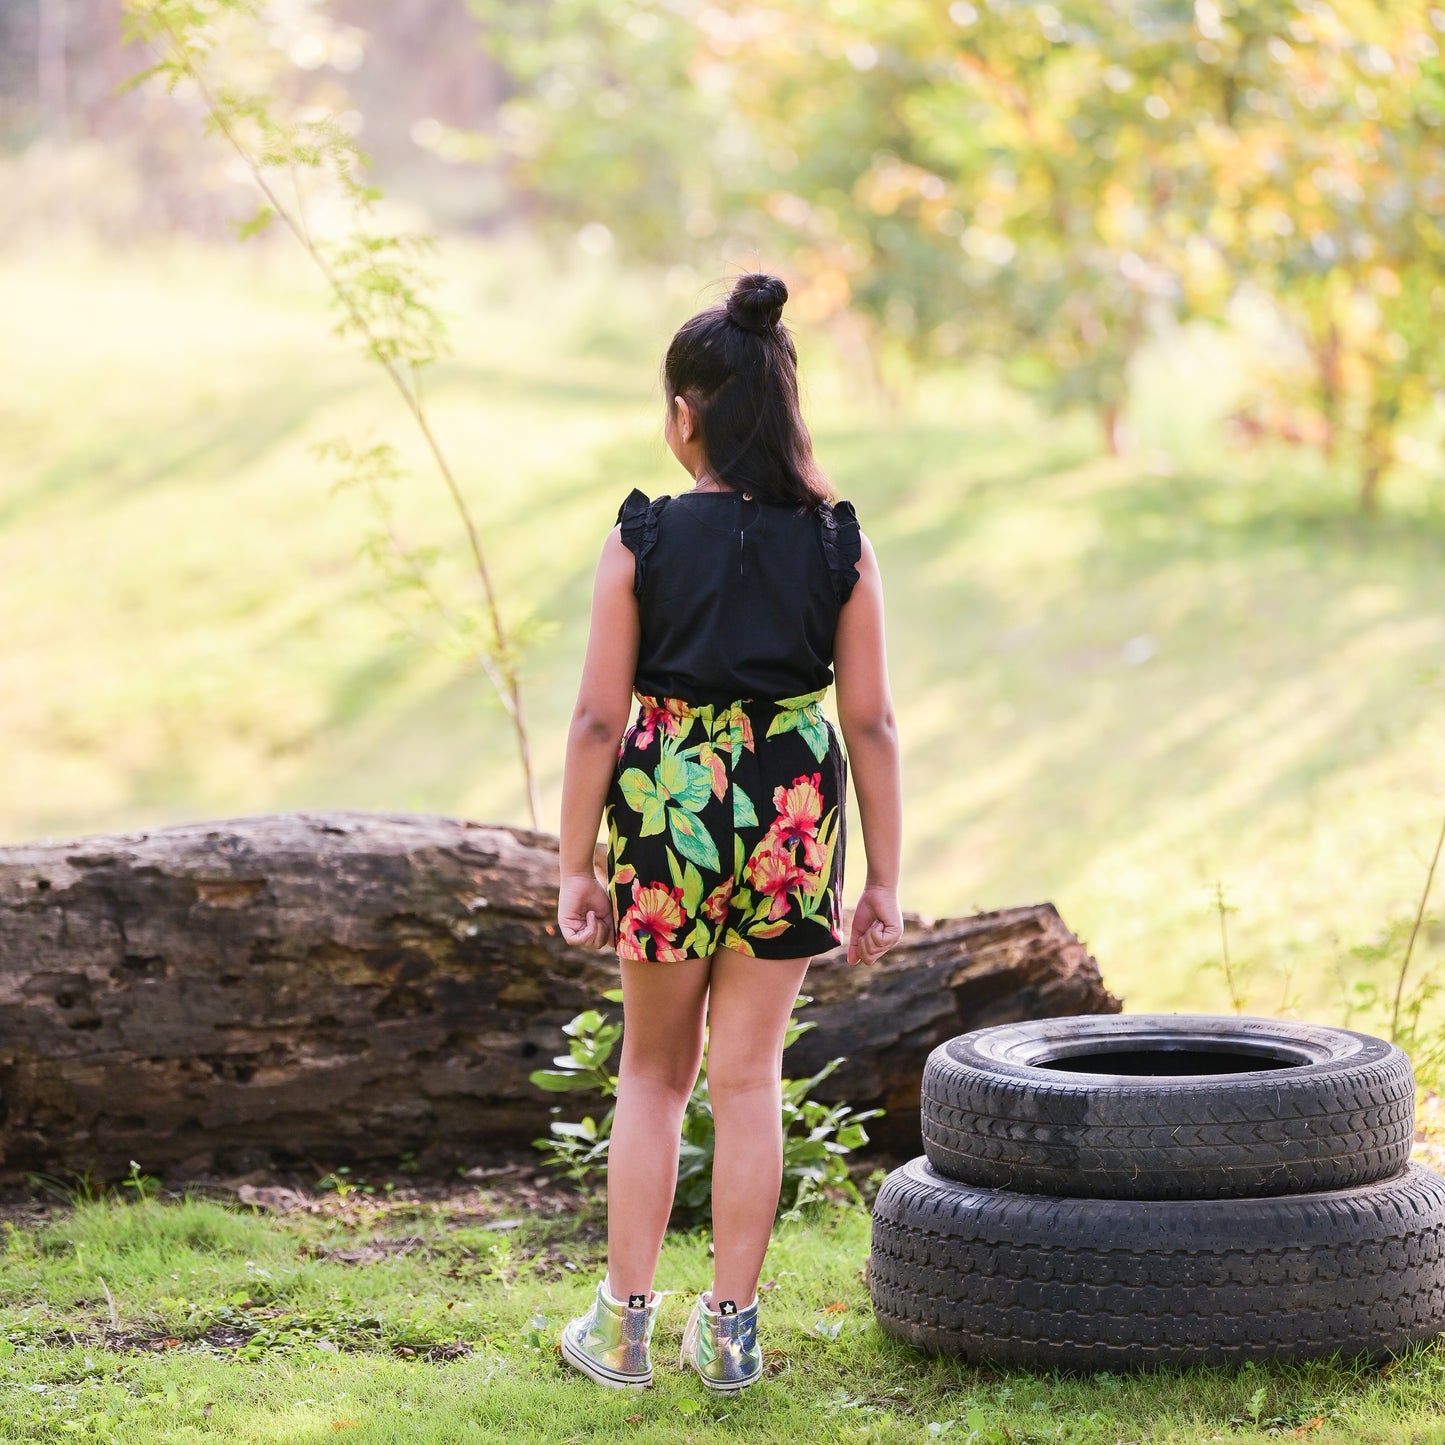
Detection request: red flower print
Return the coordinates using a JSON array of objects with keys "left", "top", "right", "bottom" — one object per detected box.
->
[
  {"left": 633, "top": 695, "right": 689, "bottom": 750},
  {"left": 700, "top": 876, "right": 735, "bottom": 925},
  {"left": 617, "top": 881, "right": 687, "bottom": 961},
  {"left": 694, "top": 742, "right": 728, "bottom": 800},
  {"left": 767, "top": 771, "right": 827, "bottom": 872},
  {"left": 744, "top": 841, "right": 809, "bottom": 921}
]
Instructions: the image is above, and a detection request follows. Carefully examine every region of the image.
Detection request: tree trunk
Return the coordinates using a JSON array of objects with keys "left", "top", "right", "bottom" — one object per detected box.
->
[
  {"left": 1101, "top": 399, "right": 1131, "bottom": 456},
  {"left": 0, "top": 812, "right": 1119, "bottom": 1180}
]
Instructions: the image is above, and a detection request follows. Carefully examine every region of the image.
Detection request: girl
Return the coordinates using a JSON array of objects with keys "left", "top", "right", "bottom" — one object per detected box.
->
[{"left": 555, "top": 270, "right": 904, "bottom": 1392}]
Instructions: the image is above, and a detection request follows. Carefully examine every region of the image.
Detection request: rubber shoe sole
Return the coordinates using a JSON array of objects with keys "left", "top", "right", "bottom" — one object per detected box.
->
[
  {"left": 691, "top": 1364, "right": 763, "bottom": 1393},
  {"left": 560, "top": 1327, "right": 651, "bottom": 1389}
]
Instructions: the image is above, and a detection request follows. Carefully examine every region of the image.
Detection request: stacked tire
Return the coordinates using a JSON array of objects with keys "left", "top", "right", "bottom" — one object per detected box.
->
[{"left": 869, "top": 1014, "right": 1445, "bottom": 1370}]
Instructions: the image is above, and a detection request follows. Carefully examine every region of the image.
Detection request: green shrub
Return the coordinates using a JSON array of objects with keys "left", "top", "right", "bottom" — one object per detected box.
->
[{"left": 530, "top": 990, "right": 882, "bottom": 1225}]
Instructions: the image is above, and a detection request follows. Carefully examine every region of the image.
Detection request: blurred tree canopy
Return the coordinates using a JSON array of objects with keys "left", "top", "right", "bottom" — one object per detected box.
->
[
  {"left": 470, "top": 0, "right": 1445, "bottom": 508},
  {"left": 5, "top": 0, "right": 1441, "bottom": 507}
]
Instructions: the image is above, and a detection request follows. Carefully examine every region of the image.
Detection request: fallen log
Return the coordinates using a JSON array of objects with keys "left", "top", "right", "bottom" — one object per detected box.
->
[
  {"left": 783, "top": 902, "right": 1122, "bottom": 1153},
  {"left": 0, "top": 811, "right": 1119, "bottom": 1179}
]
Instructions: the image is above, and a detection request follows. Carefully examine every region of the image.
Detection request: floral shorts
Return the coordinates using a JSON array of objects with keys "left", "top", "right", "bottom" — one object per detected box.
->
[{"left": 603, "top": 687, "right": 848, "bottom": 961}]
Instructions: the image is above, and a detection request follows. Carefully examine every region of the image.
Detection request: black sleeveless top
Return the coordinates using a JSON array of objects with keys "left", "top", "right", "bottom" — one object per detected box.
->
[{"left": 615, "top": 486, "right": 862, "bottom": 706}]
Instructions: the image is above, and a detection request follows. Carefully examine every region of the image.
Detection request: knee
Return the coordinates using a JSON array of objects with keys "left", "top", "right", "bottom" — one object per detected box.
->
[
  {"left": 705, "top": 1056, "right": 781, "bottom": 1104},
  {"left": 619, "top": 1051, "right": 702, "bottom": 1109}
]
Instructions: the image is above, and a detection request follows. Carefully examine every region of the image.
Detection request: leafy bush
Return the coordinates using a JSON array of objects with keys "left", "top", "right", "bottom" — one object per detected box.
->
[{"left": 530, "top": 990, "right": 882, "bottom": 1225}]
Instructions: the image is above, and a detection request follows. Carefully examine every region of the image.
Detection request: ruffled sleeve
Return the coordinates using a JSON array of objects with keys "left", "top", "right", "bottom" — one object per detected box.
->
[
  {"left": 819, "top": 499, "right": 862, "bottom": 605},
  {"left": 615, "top": 486, "right": 661, "bottom": 597}
]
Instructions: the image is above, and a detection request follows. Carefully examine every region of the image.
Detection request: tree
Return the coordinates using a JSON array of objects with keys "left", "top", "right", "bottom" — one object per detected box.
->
[
  {"left": 1196, "top": 0, "right": 1445, "bottom": 509},
  {"left": 126, "top": 0, "right": 544, "bottom": 821},
  {"left": 470, "top": 0, "right": 1445, "bottom": 499}
]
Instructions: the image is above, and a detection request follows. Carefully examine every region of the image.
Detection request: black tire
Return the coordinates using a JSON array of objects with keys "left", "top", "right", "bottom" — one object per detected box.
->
[
  {"left": 869, "top": 1156, "right": 1445, "bottom": 1372},
  {"left": 921, "top": 1014, "right": 1415, "bottom": 1200}
]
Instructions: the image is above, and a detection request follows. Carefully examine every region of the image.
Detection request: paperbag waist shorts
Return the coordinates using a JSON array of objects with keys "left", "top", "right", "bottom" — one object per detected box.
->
[{"left": 603, "top": 687, "right": 848, "bottom": 961}]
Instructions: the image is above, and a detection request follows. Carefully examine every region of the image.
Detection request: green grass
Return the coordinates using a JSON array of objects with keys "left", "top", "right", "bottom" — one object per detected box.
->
[
  {"left": 2, "top": 235, "right": 1444, "bottom": 1027},
  {"left": 4, "top": 1186, "right": 1445, "bottom": 1443}
]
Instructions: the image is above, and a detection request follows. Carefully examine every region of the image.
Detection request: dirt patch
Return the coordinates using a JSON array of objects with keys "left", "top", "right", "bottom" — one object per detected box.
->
[{"left": 299, "top": 1234, "right": 432, "bottom": 1266}]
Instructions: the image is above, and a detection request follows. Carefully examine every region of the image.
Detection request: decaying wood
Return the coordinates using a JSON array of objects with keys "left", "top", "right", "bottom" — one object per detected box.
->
[{"left": 0, "top": 811, "right": 1119, "bottom": 1179}]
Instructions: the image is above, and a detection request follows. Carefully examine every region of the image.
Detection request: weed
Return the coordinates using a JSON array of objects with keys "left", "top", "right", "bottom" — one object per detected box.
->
[
  {"left": 529, "top": 992, "right": 881, "bottom": 1224},
  {"left": 119, "top": 1162, "right": 161, "bottom": 1205},
  {"left": 1202, "top": 879, "right": 1249, "bottom": 1014},
  {"left": 1390, "top": 806, "right": 1445, "bottom": 1042},
  {"left": 315, "top": 1168, "right": 376, "bottom": 1201}
]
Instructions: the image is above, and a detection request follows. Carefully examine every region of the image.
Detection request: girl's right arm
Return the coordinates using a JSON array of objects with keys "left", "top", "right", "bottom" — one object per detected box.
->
[{"left": 832, "top": 532, "right": 904, "bottom": 966}]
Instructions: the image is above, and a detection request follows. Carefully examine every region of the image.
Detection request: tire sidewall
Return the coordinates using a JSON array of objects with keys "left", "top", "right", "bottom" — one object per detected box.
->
[{"left": 932, "top": 1013, "right": 1402, "bottom": 1088}]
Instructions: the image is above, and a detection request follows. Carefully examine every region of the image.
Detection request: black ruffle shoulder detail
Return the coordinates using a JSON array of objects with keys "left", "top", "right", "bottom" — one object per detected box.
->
[
  {"left": 615, "top": 486, "right": 666, "bottom": 597},
  {"left": 818, "top": 498, "right": 862, "bottom": 604}
]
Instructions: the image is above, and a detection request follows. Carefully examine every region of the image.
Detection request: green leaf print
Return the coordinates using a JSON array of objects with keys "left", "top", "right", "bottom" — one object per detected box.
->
[
  {"left": 657, "top": 748, "right": 713, "bottom": 812},
  {"left": 765, "top": 706, "right": 830, "bottom": 763},
  {"left": 666, "top": 847, "right": 684, "bottom": 890},
  {"left": 801, "top": 808, "right": 840, "bottom": 909},
  {"left": 683, "top": 917, "right": 711, "bottom": 954},
  {"left": 618, "top": 766, "right": 670, "bottom": 837},
  {"left": 732, "top": 878, "right": 776, "bottom": 932},
  {"left": 618, "top": 767, "right": 653, "bottom": 814},
  {"left": 732, "top": 784, "right": 758, "bottom": 828},
  {"left": 681, "top": 861, "right": 704, "bottom": 916},
  {"left": 668, "top": 807, "right": 720, "bottom": 871},
  {"left": 798, "top": 711, "right": 830, "bottom": 763}
]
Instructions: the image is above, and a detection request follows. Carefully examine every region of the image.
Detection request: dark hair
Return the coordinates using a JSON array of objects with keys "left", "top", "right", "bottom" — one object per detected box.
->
[{"left": 662, "top": 271, "right": 835, "bottom": 508}]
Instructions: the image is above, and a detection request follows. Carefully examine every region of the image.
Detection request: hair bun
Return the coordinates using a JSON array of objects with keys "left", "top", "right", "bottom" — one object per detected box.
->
[{"left": 726, "top": 272, "right": 788, "bottom": 335}]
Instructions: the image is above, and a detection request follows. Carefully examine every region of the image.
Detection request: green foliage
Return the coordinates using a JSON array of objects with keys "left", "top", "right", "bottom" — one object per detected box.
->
[
  {"left": 471, "top": 0, "right": 1445, "bottom": 500},
  {"left": 530, "top": 990, "right": 882, "bottom": 1224},
  {"left": 468, "top": 0, "right": 741, "bottom": 264}
]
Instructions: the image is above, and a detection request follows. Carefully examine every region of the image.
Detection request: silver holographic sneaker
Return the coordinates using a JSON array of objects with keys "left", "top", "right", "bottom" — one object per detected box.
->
[
  {"left": 560, "top": 1276, "right": 660, "bottom": 1388},
  {"left": 679, "top": 1290, "right": 762, "bottom": 1391}
]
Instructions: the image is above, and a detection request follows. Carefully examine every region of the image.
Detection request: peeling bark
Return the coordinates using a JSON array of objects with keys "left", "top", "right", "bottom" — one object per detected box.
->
[{"left": 0, "top": 812, "right": 1119, "bottom": 1179}]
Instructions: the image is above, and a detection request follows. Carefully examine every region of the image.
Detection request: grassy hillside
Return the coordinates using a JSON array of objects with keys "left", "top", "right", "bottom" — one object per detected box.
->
[{"left": 2, "top": 237, "right": 1443, "bottom": 1023}]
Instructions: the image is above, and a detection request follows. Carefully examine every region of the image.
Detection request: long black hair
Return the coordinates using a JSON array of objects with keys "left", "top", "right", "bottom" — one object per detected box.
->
[{"left": 662, "top": 271, "right": 835, "bottom": 508}]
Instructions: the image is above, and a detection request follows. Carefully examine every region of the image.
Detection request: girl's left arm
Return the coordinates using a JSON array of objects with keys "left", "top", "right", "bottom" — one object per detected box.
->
[{"left": 557, "top": 526, "right": 640, "bottom": 948}]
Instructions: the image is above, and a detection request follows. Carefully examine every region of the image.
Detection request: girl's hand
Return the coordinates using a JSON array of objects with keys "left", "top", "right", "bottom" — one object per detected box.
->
[
  {"left": 559, "top": 872, "right": 616, "bottom": 950},
  {"left": 848, "top": 884, "right": 903, "bottom": 966}
]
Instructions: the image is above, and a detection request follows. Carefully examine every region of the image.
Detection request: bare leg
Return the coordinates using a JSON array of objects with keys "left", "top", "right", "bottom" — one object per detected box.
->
[
  {"left": 703, "top": 945, "right": 813, "bottom": 1307},
  {"left": 605, "top": 955, "right": 712, "bottom": 1301}
]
